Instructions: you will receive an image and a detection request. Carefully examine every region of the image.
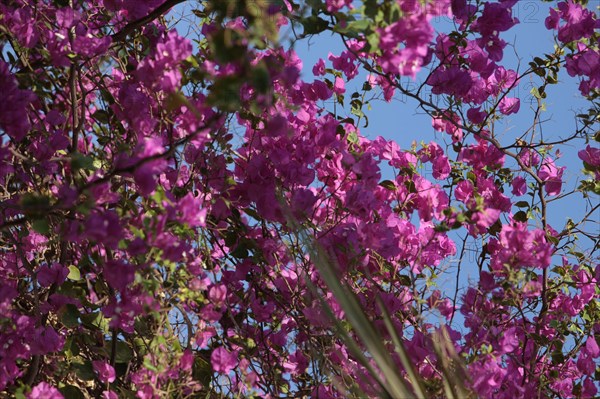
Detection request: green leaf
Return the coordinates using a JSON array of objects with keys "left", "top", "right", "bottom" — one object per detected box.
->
[
  {"left": 80, "top": 311, "right": 104, "bottom": 330},
  {"left": 366, "top": 33, "right": 380, "bottom": 53},
  {"left": 334, "top": 19, "right": 370, "bottom": 38},
  {"left": 67, "top": 265, "right": 81, "bottom": 281},
  {"left": 21, "top": 193, "right": 51, "bottom": 218},
  {"left": 72, "top": 360, "right": 95, "bottom": 381},
  {"left": 546, "top": 234, "right": 559, "bottom": 245},
  {"left": 514, "top": 210, "right": 528, "bottom": 222},
  {"left": 185, "top": 54, "right": 200, "bottom": 68},
  {"left": 397, "top": 275, "right": 412, "bottom": 286},
  {"left": 231, "top": 243, "right": 249, "bottom": 259},
  {"left": 92, "top": 110, "right": 110, "bottom": 124},
  {"left": 71, "top": 153, "right": 96, "bottom": 171},
  {"left": 206, "top": 77, "right": 242, "bottom": 112},
  {"left": 301, "top": 16, "right": 329, "bottom": 35},
  {"left": 583, "top": 161, "right": 598, "bottom": 172},
  {"left": 347, "top": 131, "right": 359, "bottom": 144},
  {"left": 60, "top": 304, "right": 80, "bottom": 328},
  {"left": 59, "top": 385, "right": 85, "bottom": 399},
  {"left": 209, "top": 29, "right": 246, "bottom": 64},
  {"left": 192, "top": 350, "right": 213, "bottom": 386},
  {"left": 14, "top": 387, "right": 27, "bottom": 399},
  {"left": 244, "top": 207, "right": 261, "bottom": 221},
  {"left": 488, "top": 218, "right": 502, "bottom": 236},
  {"left": 251, "top": 64, "right": 271, "bottom": 94},
  {"left": 105, "top": 340, "right": 133, "bottom": 364},
  {"left": 143, "top": 357, "right": 159, "bottom": 372},
  {"left": 32, "top": 218, "right": 50, "bottom": 235},
  {"left": 379, "top": 180, "right": 397, "bottom": 190}
]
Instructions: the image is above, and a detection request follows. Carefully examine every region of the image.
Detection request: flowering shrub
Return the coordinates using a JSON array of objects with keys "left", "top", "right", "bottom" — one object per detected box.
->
[{"left": 0, "top": 0, "right": 598, "bottom": 398}]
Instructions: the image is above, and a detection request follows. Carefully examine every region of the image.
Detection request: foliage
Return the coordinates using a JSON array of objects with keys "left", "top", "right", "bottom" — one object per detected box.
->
[{"left": 0, "top": 0, "right": 599, "bottom": 398}]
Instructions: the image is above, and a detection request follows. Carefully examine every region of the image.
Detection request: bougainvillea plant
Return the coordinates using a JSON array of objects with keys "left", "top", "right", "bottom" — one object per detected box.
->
[{"left": 0, "top": 0, "right": 599, "bottom": 398}]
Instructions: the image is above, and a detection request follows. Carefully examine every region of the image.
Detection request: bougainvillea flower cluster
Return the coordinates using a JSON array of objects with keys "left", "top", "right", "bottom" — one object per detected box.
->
[{"left": 0, "top": 0, "right": 598, "bottom": 398}]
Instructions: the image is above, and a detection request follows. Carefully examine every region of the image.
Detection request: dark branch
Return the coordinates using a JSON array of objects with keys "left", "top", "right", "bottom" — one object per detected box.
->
[{"left": 111, "top": 0, "right": 188, "bottom": 43}]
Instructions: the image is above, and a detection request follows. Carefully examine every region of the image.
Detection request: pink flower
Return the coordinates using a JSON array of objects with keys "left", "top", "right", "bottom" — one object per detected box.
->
[
  {"left": 333, "top": 76, "right": 346, "bottom": 94},
  {"left": 326, "top": 0, "right": 352, "bottom": 13},
  {"left": 180, "top": 350, "right": 195, "bottom": 372},
  {"left": 470, "top": 358, "right": 508, "bottom": 397},
  {"left": 470, "top": 208, "right": 501, "bottom": 236},
  {"left": 489, "top": 222, "right": 554, "bottom": 270},
  {"left": 93, "top": 360, "right": 116, "bottom": 383},
  {"left": 178, "top": 193, "right": 207, "bottom": 227},
  {"left": 133, "top": 159, "right": 168, "bottom": 196},
  {"left": 431, "top": 110, "right": 463, "bottom": 142},
  {"left": 0, "top": 61, "right": 35, "bottom": 141},
  {"left": 473, "top": 2, "right": 519, "bottom": 38},
  {"left": 432, "top": 155, "right": 451, "bottom": 180},
  {"left": 551, "top": 377, "right": 573, "bottom": 398},
  {"left": 522, "top": 280, "right": 542, "bottom": 298},
  {"left": 427, "top": 66, "right": 472, "bottom": 97},
  {"left": 135, "top": 30, "right": 192, "bottom": 91},
  {"left": 467, "top": 107, "right": 486, "bottom": 125},
  {"left": 291, "top": 188, "right": 317, "bottom": 218},
  {"left": 499, "top": 97, "right": 520, "bottom": 115},
  {"left": 455, "top": 180, "right": 474, "bottom": 203},
  {"left": 28, "top": 382, "right": 63, "bottom": 399},
  {"left": 519, "top": 148, "right": 541, "bottom": 167},
  {"left": 538, "top": 158, "right": 565, "bottom": 196},
  {"left": 511, "top": 176, "right": 527, "bottom": 196},
  {"left": 266, "top": 114, "right": 288, "bottom": 137},
  {"left": 565, "top": 49, "right": 599, "bottom": 78},
  {"left": 312, "top": 58, "right": 326, "bottom": 76},
  {"left": 83, "top": 210, "right": 123, "bottom": 249},
  {"left": 499, "top": 327, "right": 519, "bottom": 353},
  {"left": 545, "top": 7, "right": 560, "bottom": 30},
  {"left": 37, "top": 263, "right": 68, "bottom": 288},
  {"left": 584, "top": 337, "right": 600, "bottom": 358},
  {"left": 211, "top": 347, "right": 238, "bottom": 374},
  {"left": 208, "top": 284, "right": 227, "bottom": 306},
  {"left": 102, "top": 391, "right": 118, "bottom": 399},
  {"left": 578, "top": 145, "right": 600, "bottom": 168},
  {"left": 582, "top": 377, "right": 598, "bottom": 397},
  {"left": 196, "top": 328, "right": 216, "bottom": 348},
  {"left": 328, "top": 51, "right": 358, "bottom": 80},
  {"left": 307, "top": 80, "right": 333, "bottom": 101},
  {"left": 555, "top": 0, "right": 598, "bottom": 43},
  {"left": 103, "top": 260, "right": 135, "bottom": 292},
  {"left": 31, "top": 326, "right": 64, "bottom": 355},
  {"left": 459, "top": 140, "right": 505, "bottom": 170}
]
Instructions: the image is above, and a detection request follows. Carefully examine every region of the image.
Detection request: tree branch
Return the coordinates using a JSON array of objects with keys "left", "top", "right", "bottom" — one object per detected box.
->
[{"left": 111, "top": 0, "right": 188, "bottom": 43}]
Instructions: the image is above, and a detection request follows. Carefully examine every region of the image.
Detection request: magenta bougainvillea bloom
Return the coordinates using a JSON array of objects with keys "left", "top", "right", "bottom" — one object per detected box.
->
[
  {"left": 498, "top": 97, "right": 520, "bottom": 115},
  {"left": 538, "top": 157, "right": 566, "bottom": 196},
  {"left": 511, "top": 176, "right": 527, "bottom": 196},
  {"left": 579, "top": 145, "right": 600, "bottom": 167},
  {"left": 0, "top": 61, "right": 35, "bottom": 141},
  {"left": 0, "top": 0, "right": 597, "bottom": 398},
  {"left": 27, "top": 382, "right": 63, "bottom": 399},
  {"left": 211, "top": 347, "right": 238, "bottom": 374},
  {"left": 488, "top": 222, "right": 554, "bottom": 270},
  {"left": 36, "top": 263, "right": 68, "bottom": 288},
  {"left": 93, "top": 361, "right": 116, "bottom": 384}
]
